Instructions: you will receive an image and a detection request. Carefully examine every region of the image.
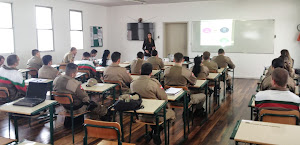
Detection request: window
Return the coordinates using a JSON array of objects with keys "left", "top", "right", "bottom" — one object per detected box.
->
[
  {"left": 36, "top": 6, "right": 54, "bottom": 51},
  {"left": 0, "top": 2, "right": 14, "bottom": 53},
  {"left": 70, "top": 10, "right": 83, "bottom": 50}
]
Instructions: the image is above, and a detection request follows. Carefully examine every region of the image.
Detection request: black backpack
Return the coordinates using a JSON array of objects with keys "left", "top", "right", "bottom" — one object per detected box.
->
[{"left": 112, "top": 92, "right": 143, "bottom": 112}]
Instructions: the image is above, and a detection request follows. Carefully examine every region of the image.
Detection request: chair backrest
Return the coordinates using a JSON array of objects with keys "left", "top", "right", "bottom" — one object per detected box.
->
[
  {"left": 52, "top": 91, "right": 73, "bottom": 105},
  {"left": 130, "top": 73, "right": 140, "bottom": 75},
  {"left": 209, "top": 70, "right": 217, "bottom": 73},
  {"left": 0, "top": 87, "right": 10, "bottom": 102},
  {"left": 259, "top": 109, "right": 300, "bottom": 125},
  {"left": 84, "top": 119, "right": 121, "bottom": 144},
  {"left": 164, "top": 85, "right": 188, "bottom": 91},
  {"left": 104, "top": 80, "right": 122, "bottom": 92},
  {"left": 78, "top": 69, "right": 91, "bottom": 79},
  {"left": 59, "top": 63, "right": 67, "bottom": 71},
  {"left": 27, "top": 67, "right": 38, "bottom": 78}
]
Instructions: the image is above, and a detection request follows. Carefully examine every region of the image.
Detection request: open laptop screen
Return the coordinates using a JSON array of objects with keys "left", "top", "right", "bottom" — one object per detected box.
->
[{"left": 26, "top": 82, "right": 48, "bottom": 99}]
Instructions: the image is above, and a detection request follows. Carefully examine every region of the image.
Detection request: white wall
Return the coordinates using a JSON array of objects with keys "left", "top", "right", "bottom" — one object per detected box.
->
[
  {"left": 107, "top": 0, "right": 300, "bottom": 79},
  {"left": 0, "top": 0, "right": 108, "bottom": 68}
]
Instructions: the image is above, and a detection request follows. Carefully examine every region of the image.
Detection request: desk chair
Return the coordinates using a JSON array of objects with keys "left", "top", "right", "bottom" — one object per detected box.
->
[
  {"left": 104, "top": 80, "right": 123, "bottom": 97},
  {"left": 27, "top": 67, "right": 38, "bottom": 78},
  {"left": 78, "top": 70, "right": 91, "bottom": 81},
  {"left": 259, "top": 109, "right": 300, "bottom": 125},
  {"left": 0, "top": 87, "right": 11, "bottom": 136},
  {"left": 83, "top": 119, "right": 134, "bottom": 145},
  {"left": 52, "top": 92, "right": 90, "bottom": 143},
  {"left": 59, "top": 63, "right": 67, "bottom": 72}
]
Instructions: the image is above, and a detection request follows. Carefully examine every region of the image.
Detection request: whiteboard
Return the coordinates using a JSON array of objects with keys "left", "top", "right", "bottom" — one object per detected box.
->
[{"left": 191, "top": 19, "right": 275, "bottom": 54}]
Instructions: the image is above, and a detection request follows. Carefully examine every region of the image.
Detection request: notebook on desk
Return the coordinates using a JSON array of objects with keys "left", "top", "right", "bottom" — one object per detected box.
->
[
  {"left": 166, "top": 88, "right": 183, "bottom": 96},
  {"left": 13, "top": 82, "right": 48, "bottom": 107}
]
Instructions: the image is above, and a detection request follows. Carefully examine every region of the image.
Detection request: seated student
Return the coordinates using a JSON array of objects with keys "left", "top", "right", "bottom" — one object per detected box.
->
[
  {"left": 101, "top": 50, "right": 112, "bottom": 67},
  {"left": 279, "top": 49, "right": 295, "bottom": 78},
  {"left": 77, "top": 52, "right": 96, "bottom": 78},
  {"left": 202, "top": 51, "right": 218, "bottom": 72},
  {"left": 53, "top": 63, "right": 107, "bottom": 120},
  {"left": 130, "top": 52, "right": 147, "bottom": 74},
  {"left": 90, "top": 49, "right": 98, "bottom": 62},
  {"left": 27, "top": 49, "right": 43, "bottom": 70},
  {"left": 103, "top": 52, "right": 133, "bottom": 92},
  {"left": 164, "top": 53, "right": 206, "bottom": 113},
  {"left": 63, "top": 47, "right": 77, "bottom": 63},
  {"left": 191, "top": 56, "right": 209, "bottom": 80},
  {"left": 212, "top": 48, "right": 235, "bottom": 90},
  {"left": 147, "top": 50, "right": 164, "bottom": 70},
  {"left": 0, "top": 55, "right": 5, "bottom": 67},
  {"left": 256, "top": 68, "right": 300, "bottom": 111},
  {"left": 130, "top": 63, "right": 175, "bottom": 144},
  {"left": 0, "top": 55, "right": 26, "bottom": 101},
  {"left": 38, "top": 55, "right": 59, "bottom": 80},
  {"left": 261, "top": 58, "right": 295, "bottom": 92}
]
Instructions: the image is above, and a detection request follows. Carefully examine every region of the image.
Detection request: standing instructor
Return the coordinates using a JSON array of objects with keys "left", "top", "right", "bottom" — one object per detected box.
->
[{"left": 142, "top": 33, "right": 155, "bottom": 59}]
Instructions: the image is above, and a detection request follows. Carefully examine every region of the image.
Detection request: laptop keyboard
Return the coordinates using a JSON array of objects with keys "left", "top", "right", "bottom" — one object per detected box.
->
[{"left": 20, "top": 98, "right": 43, "bottom": 103}]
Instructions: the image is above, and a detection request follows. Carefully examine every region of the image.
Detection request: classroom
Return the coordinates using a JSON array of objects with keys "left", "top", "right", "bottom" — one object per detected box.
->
[{"left": 0, "top": 0, "right": 299, "bottom": 145}]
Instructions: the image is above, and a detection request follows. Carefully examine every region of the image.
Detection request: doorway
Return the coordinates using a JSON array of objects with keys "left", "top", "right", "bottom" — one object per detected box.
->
[{"left": 163, "top": 22, "right": 188, "bottom": 58}]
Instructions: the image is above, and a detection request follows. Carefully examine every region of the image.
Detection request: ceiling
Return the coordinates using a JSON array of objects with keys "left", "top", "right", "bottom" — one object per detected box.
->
[{"left": 68, "top": 0, "right": 216, "bottom": 7}]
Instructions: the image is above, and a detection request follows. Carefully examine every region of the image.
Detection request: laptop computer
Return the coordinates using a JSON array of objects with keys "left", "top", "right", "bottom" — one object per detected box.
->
[{"left": 13, "top": 82, "right": 48, "bottom": 107}]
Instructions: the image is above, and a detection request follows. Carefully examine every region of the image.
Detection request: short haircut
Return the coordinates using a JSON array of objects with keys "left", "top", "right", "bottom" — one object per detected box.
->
[
  {"left": 151, "top": 50, "right": 158, "bottom": 56},
  {"left": 111, "top": 52, "right": 121, "bottom": 62},
  {"left": 42, "top": 55, "right": 52, "bottom": 65},
  {"left": 32, "top": 49, "right": 39, "bottom": 56},
  {"left": 218, "top": 48, "right": 225, "bottom": 54},
  {"left": 174, "top": 53, "right": 184, "bottom": 63},
  {"left": 66, "top": 63, "right": 78, "bottom": 76},
  {"left": 141, "top": 63, "right": 153, "bottom": 75},
  {"left": 272, "top": 68, "right": 288, "bottom": 87},
  {"left": 0, "top": 55, "right": 4, "bottom": 61},
  {"left": 83, "top": 52, "right": 91, "bottom": 58},
  {"left": 91, "top": 49, "right": 98, "bottom": 54},
  {"left": 203, "top": 51, "right": 211, "bottom": 60},
  {"left": 70, "top": 47, "right": 77, "bottom": 52},
  {"left": 7, "top": 55, "right": 18, "bottom": 66},
  {"left": 137, "top": 52, "right": 144, "bottom": 59},
  {"left": 272, "top": 58, "right": 284, "bottom": 68}
]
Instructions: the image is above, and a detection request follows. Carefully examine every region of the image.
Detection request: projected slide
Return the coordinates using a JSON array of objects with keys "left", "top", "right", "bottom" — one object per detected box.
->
[{"left": 200, "top": 19, "right": 233, "bottom": 46}]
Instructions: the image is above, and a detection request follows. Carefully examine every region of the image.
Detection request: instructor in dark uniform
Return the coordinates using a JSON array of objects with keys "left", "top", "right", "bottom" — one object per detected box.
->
[{"left": 142, "top": 33, "right": 155, "bottom": 58}]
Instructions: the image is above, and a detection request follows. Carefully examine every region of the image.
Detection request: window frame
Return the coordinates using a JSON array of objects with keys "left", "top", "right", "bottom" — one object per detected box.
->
[
  {"left": 0, "top": 2, "right": 15, "bottom": 54},
  {"left": 69, "top": 9, "right": 84, "bottom": 50},
  {"left": 35, "top": 5, "right": 55, "bottom": 52}
]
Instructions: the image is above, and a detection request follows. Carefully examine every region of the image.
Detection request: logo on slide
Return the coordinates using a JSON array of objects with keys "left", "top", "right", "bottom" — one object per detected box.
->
[
  {"left": 220, "top": 38, "right": 229, "bottom": 44},
  {"left": 202, "top": 28, "right": 211, "bottom": 33},
  {"left": 220, "top": 27, "right": 229, "bottom": 33}
]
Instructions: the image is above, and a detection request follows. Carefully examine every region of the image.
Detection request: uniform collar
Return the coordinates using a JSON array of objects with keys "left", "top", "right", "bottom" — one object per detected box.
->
[
  {"left": 62, "top": 74, "right": 74, "bottom": 80},
  {"left": 138, "top": 75, "right": 151, "bottom": 80},
  {"left": 270, "top": 87, "right": 289, "bottom": 91},
  {"left": 110, "top": 63, "right": 120, "bottom": 67},
  {"left": 174, "top": 63, "right": 182, "bottom": 67},
  {"left": 3, "top": 65, "right": 18, "bottom": 70}
]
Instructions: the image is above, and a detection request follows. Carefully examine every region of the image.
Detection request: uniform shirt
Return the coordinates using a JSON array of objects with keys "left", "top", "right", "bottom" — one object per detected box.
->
[
  {"left": 0, "top": 65, "right": 26, "bottom": 101},
  {"left": 63, "top": 52, "right": 74, "bottom": 63},
  {"left": 53, "top": 74, "right": 90, "bottom": 108},
  {"left": 131, "top": 75, "right": 167, "bottom": 101},
  {"left": 212, "top": 55, "right": 235, "bottom": 69},
  {"left": 164, "top": 64, "right": 197, "bottom": 86},
  {"left": 27, "top": 56, "right": 43, "bottom": 70},
  {"left": 38, "top": 65, "right": 58, "bottom": 80},
  {"left": 77, "top": 59, "right": 96, "bottom": 77},
  {"left": 147, "top": 56, "right": 164, "bottom": 70},
  {"left": 202, "top": 60, "right": 218, "bottom": 72},
  {"left": 255, "top": 88, "right": 300, "bottom": 111},
  {"left": 260, "top": 75, "right": 295, "bottom": 92},
  {"left": 130, "top": 58, "right": 147, "bottom": 74},
  {"left": 190, "top": 65, "right": 209, "bottom": 80},
  {"left": 103, "top": 63, "right": 133, "bottom": 90}
]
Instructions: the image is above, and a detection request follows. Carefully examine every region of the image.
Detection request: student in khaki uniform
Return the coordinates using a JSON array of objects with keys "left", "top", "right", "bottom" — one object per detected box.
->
[
  {"left": 130, "top": 52, "right": 147, "bottom": 74},
  {"left": 53, "top": 63, "right": 107, "bottom": 120},
  {"left": 131, "top": 63, "right": 175, "bottom": 144},
  {"left": 164, "top": 53, "right": 206, "bottom": 113},
  {"left": 27, "top": 49, "right": 43, "bottom": 70},
  {"left": 63, "top": 47, "right": 77, "bottom": 63},
  {"left": 147, "top": 50, "right": 164, "bottom": 70},
  {"left": 0, "top": 55, "right": 5, "bottom": 67},
  {"left": 77, "top": 52, "right": 96, "bottom": 78},
  {"left": 261, "top": 58, "right": 295, "bottom": 92},
  {"left": 38, "top": 55, "right": 59, "bottom": 80},
  {"left": 103, "top": 52, "right": 133, "bottom": 92},
  {"left": 202, "top": 51, "right": 218, "bottom": 72},
  {"left": 191, "top": 56, "right": 209, "bottom": 80},
  {"left": 212, "top": 48, "right": 235, "bottom": 90}
]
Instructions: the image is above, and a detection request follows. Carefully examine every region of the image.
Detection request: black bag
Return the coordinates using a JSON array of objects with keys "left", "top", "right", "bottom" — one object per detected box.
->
[{"left": 113, "top": 92, "right": 143, "bottom": 112}]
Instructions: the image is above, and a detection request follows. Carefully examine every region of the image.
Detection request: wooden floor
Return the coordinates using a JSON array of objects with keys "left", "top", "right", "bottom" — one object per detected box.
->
[{"left": 0, "top": 78, "right": 257, "bottom": 145}]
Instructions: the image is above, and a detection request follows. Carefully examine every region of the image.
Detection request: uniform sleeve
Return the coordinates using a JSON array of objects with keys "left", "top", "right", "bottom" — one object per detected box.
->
[
  {"left": 152, "top": 39, "right": 155, "bottom": 47},
  {"left": 38, "top": 58, "right": 43, "bottom": 68},
  {"left": 142, "top": 39, "right": 146, "bottom": 50},
  {"left": 153, "top": 80, "right": 167, "bottom": 101},
  {"left": 75, "top": 85, "right": 90, "bottom": 103},
  {"left": 260, "top": 77, "right": 270, "bottom": 91},
  {"left": 204, "top": 66, "right": 209, "bottom": 77},
  {"left": 184, "top": 69, "right": 197, "bottom": 85},
  {"left": 122, "top": 69, "right": 133, "bottom": 84},
  {"left": 68, "top": 54, "right": 74, "bottom": 63},
  {"left": 287, "top": 77, "right": 295, "bottom": 93},
  {"left": 226, "top": 57, "right": 235, "bottom": 69},
  {"left": 159, "top": 59, "right": 165, "bottom": 69}
]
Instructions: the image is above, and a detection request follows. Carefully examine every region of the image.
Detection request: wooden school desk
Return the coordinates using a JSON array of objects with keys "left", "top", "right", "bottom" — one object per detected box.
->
[
  {"left": 51, "top": 64, "right": 60, "bottom": 70},
  {"left": 119, "top": 99, "right": 168, "bottom": 145},
  {"left": 163, "top": 61, "right": 192, "bottom": 68},
  {"left": 97, "top": 140, "right": 135, "bottom": 145},
  {"left": 18, "top": 69, "right": 30, "bottom": 79},
  {"left": 218, "top": 68, "right": 227, "bottom": 99},
  {"left": 131, "top": 70, "right": 162, "bottom": 81},
  {"left": 81, "top": 83, "right": 117, "bottom": 103},
  {"left": 207, "top": 73, "right": 221, "bottom": 111},
  {"left": 0, "top": 136, "right": 16, "bottom": 145},
  {"left": 231, "top": 119, "right": 300, "bottom": 145},
  {"left": 0, "top": 99, "right": 57, "bottom": 145},
  {"left": 167, "top": 90, "right": 188, "bottom": 140}
]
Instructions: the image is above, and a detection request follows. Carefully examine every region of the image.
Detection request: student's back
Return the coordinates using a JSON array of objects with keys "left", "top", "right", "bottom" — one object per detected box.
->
[{"left": 212, "top": 55, "right": 235, "bottom": 69}]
